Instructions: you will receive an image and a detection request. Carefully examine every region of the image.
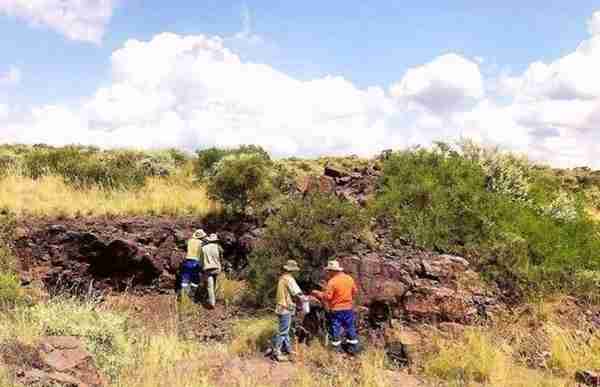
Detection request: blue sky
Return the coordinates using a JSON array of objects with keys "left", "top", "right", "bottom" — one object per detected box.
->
[
  {"left": 1, "top": 1, "right": 600, "bottom": 166},
  {"left": 2, "top": 1, "right": 598, "bottom": 104}
]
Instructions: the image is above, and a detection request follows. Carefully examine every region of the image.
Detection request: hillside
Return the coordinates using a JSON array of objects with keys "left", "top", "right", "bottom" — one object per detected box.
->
[{"left": 1, "top": 143, "right": 600, "bottom": 387}]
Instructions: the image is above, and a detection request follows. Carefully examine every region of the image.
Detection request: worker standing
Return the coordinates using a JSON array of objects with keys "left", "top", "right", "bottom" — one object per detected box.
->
[
  {"left": 312, "top": 260, "right": 360, "bottom": 354},
  {"left": 180, "top": 229, "right": 207, "bottom": 299},
  {"left": 201, "top": 233, "right": 223, "bottom": 309},
  {"left": 270, "top": 260, "right": 304, "bottom": 362}
]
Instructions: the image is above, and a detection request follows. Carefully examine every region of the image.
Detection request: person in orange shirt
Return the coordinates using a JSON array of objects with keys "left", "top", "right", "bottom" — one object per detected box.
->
[{"left": 311, "top": 260, "right": 360, "bottom": 353}]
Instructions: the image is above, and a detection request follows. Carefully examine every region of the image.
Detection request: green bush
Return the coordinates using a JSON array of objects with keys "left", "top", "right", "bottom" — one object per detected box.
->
[
  {"left": 61, "top": 151, "right": 147, "bottom": 190},
  {"left": 375, "top": 145, "right": 497, "bottom": 252},
  {"left": 248, "top": 193, "right": 365, "bottom": 306},
  {"left": 194, "top": 145, "right": 270, "bottom": 178},
  {"left": 0, "top": 272, "right": 24, "bottom": 310},
  {"left": 376, "top": 145, "right": 600, "bottom": 292},
  {"left": 206, "top": 152, "right": 274, "bottom": 214},
  {"left": 20, "top": 147, "right": 148, "bottom": 190}
]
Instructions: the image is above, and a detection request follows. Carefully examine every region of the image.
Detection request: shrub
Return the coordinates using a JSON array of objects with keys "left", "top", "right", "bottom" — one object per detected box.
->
[
  {"left": 206, "top": 152, "right": 274, "bottom": 214},
  {"left": 460, "top": 139, "right": 531, "bottom": 202},
  {"left": 60, "top": 151, "right": 147, "bottom": 190},
  {"left": 194, "top": 147, "right": 230, "bottom": 177},
  {"left": 375, "top": 145, "right": 497, "bottom": 252},
  {"left": 0, "top": 272, "right": 24, "bottom": 310},
  {"left": 248, "top": 193, "right": 365, "bottom": 306},
  {"left": 376, "top": 145, "right": 600, "bottom": 293},
  {"left": 20, "top": 146, "right": 148, "bottom": 190},
  {"left": 194, "top": 145, "right": 270, "bottom": 178}
]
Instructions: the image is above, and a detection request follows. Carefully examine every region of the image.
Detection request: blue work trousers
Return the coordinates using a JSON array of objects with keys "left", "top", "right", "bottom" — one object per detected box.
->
[
  {"left": 272, "top": 313, "right": 293, "bottom": 355},
  {"left": 328, "top": 310, "right": 358, "bottom": 346},
  {"left": 180, "top": 259, "right": 201, "bottom": 290}
]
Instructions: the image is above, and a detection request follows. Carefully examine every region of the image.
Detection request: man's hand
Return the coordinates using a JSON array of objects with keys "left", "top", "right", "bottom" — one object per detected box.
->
[{"left": 311, "top": 290, "right": 323, "bottom": 299}]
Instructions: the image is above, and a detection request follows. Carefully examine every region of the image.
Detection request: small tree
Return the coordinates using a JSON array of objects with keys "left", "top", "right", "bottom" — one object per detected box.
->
[
  {"left": 194, "top": 145, "right": 271, "bottom": 178},
  {"left": 206, "top": 152, "right": 274, "bottom": 214}
]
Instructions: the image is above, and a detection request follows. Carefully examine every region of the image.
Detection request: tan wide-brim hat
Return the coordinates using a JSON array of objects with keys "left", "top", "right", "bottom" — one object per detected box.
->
[
  {"left": 283, "top": 259, "right": 300, "bottom": 272},
  {"left": 192, "top": 229, "right": 207, "bottom": 240},
  {"left": 206, "top": 233, "right": 219, "bottom": 243},
  {"left": 325, "top": 260, "right": 344, "bottom": 272}
]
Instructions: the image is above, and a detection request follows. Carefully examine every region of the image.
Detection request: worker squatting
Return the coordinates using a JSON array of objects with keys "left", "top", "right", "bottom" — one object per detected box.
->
[{"left": 179, "top": 229, "right": 361, "bottom": 362}]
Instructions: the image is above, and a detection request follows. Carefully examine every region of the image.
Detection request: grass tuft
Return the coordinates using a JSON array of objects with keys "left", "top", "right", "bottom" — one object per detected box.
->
[{"left": 229, "top": 317, "right": 276, "bottom": 356}]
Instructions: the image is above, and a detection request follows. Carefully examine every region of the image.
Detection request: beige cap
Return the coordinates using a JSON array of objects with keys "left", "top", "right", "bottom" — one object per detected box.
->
[
  {"left": 283, "top": 259, "right": 300, "bottom": 272},
  {"left": 325, "top": 260, "right": 344, "bottom": 272}
]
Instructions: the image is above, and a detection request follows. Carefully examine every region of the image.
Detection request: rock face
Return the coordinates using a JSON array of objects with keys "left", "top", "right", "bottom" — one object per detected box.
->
[
  {"left": 3, "top": 336, "right": 105, "bottom": 387},
  {"left": 14, "top": 217, "right": 256, "bottom": 293},
  {"left": 336, "top": 249, "right": 497, "bottom": 324},
  {"left": 296, "top": 163, "right": 381, "bottom": 206}
]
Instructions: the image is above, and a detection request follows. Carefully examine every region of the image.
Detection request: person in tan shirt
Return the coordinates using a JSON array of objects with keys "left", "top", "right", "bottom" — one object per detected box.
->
[
  {"left": 270, "top": 260, "right": 304, "bottom": 362},
  {"left": 312, "top": 260, "right": 360, "bottom": 353}
]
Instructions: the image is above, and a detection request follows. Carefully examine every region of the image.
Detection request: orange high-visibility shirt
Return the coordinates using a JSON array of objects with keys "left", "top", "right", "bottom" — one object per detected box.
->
[{"left": 318, "top": 273, "right": 358, "bottom": 311}]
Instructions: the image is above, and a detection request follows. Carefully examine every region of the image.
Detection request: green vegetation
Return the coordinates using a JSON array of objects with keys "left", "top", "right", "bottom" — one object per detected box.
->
[
  {"left": 248, "top": 193, "right": 365, "bottom": 305},
  {"left": 205, "top": 151, "right": 274, "bottom": 214},
  {"left": 0, "top": 144, "right": 192, "bottom": 189},
  {"left": 0, "top": 210, "right": 25, "bottom": 310},
  {"left": 375, "top": 143, "right": 600, "bottom": 298},
  {"left": 194, "top": 145, "right": 270, "bottom": 177}
]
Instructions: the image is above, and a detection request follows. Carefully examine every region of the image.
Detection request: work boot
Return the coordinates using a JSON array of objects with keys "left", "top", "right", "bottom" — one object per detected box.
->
[{"left": 272, "top": 353, "right": 290, "bottom": 362}]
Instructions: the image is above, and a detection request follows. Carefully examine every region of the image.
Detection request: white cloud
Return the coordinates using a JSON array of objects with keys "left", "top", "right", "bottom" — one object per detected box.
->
[
  {"left": 0, "top": 66, "right": 21, "bottom": 85},
  {"left": 390, "top": 53, "right": 484, "bottom": 114},
  {"left": 0, "top": 0, "right": 117, "bottom": 43},
  {"left": 4, "top": 10, "right": 600, "bottom": 167}
]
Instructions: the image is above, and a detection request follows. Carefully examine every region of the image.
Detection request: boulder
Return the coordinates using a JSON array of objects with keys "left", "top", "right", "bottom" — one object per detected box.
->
[
  {"left": 318, "top": 176, "right": 336, "bottom": 194},
  {"left": 11, "top": 337, "right": 104, "bottom": 387},
  {"left": 40, "top": 337, "right": 92, "bottom": 372},
  {"left": 324, "top": 165, "right": 349, "bottom": 178},
  {"left": 403, "top": 286, "right": 477, "bottom": 323}
]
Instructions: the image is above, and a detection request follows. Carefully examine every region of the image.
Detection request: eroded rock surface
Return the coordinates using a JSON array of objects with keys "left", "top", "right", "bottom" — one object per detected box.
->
[
  {"left": 14, "top": 217, "right": 254, "bottom": 293},
  {"left": 2, "top": 336, "right": 105, "bottom": 387}
]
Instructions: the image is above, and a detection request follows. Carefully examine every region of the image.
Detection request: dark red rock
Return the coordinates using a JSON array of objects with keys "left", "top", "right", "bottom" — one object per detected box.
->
[
  {"left": 576, "top": 370, "right": 600, "bottom": 386},
  {"left": 324, "top": 165, "right": 349, "bottom": 178}
]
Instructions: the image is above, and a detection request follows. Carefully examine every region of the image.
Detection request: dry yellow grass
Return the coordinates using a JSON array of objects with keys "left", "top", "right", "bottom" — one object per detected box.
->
[
  {"left": 424, "top": 327, "right": 577, "bottom": 387},
  {"left": 113, "top": 334, "right": 218, "bottom": 387},
  {"left": 0, "top": 174, "right": 217, "bottom": 217}
]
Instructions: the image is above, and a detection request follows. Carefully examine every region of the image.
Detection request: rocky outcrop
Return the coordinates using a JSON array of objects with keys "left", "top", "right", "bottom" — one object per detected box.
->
[
  {"left": 2, "top": 336, "right": 105, "bottom": 387},
  {"left": 14, "top": 217, "right": 255, "bottom": 293},
  {"left": 337, "top": 249, "right": 498, "bottom": 324},
  {"left": 296, "top": 163, "right": 381, "bottom": 206},
  {"left": 15, "top": 212, "right": 500, "bottom": 324}
]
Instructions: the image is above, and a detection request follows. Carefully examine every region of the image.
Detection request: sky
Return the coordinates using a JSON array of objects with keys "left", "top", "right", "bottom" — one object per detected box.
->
[{"left": 1, "top": 1, "right": 600, "bottom": 167}]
